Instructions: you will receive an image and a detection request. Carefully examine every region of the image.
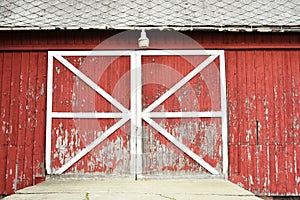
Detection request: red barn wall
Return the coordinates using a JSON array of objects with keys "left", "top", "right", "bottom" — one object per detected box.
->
[
  {"left": 0, "top": 30, "right": 299, "bottom": 196},
  {"left": 226, "top": 49, "right": 300, "bottom": 196}
]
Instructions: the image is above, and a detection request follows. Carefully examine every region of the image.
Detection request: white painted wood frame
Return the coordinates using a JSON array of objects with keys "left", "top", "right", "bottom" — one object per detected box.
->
[
  {"left": 46, "top": 50, "right": 228, "bottom": 178},
  {"left": 46, "top": 51, "right": 133, "bottom": 174}
]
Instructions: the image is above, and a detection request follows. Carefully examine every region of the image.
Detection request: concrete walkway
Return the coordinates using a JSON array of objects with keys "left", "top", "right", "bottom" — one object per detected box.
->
[{"left": 4, "top": 178, "right": 261, "bottom": 200}]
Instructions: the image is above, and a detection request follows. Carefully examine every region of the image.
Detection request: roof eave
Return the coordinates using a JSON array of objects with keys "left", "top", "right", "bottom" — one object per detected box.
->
[{"left": 0, "top": 25, "right": 300, "bottom": 32}]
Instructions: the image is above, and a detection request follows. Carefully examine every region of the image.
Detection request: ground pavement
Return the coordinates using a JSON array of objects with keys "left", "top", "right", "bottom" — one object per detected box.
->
[{"left": 4, "top": 178, "right": 261, "bottom": 200}]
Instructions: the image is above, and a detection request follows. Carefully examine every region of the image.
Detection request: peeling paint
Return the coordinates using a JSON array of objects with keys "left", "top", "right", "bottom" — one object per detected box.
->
[
  {"left": 2, "top": 121, "right": 6, "bottom": 133},
  {"left": 42, "top": 52, "right": 298, "bottom": 197},
  {"left": 55, "top": 66, "right": 60, "bottom": 74},
  {"left": 40, "top": 83, "right": 44, "bottom": 95},
  {"left": 51, "top": 119, "right": 131, "bottom": 174},
  {"left": 142, "top": 119, "right": 221, "bottom": 175}
]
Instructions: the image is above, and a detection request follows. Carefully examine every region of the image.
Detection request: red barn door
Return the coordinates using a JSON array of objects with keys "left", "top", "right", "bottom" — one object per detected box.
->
[{"left": 46, "top": 50, "right": 227, "bottom": 178}]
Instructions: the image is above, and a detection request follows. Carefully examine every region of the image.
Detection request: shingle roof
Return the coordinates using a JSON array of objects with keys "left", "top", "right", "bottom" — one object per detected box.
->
[{"left": 0, "top": 0, "right": 299, "bottom": 31}]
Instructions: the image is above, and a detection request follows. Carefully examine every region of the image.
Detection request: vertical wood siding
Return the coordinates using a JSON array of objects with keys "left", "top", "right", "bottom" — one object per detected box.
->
[
  {"left": 0, "top": 30, "right": 299, "bottom": 196},
  {"left": 227, "top": 50, "right": 300, "bottom": 196},
  {"left": 0, "top": 51, "right": 47, "bottom": 195}
]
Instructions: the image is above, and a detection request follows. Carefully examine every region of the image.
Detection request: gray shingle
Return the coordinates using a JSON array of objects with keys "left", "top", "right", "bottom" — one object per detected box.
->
[{"left": 0, "top": 0, "right": 299, "bottom": 30}]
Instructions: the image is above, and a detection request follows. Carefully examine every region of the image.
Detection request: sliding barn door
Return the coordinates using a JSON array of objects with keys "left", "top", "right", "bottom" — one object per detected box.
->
[{"left": 46, "top": 50, "right": 227, "bottom": 178}]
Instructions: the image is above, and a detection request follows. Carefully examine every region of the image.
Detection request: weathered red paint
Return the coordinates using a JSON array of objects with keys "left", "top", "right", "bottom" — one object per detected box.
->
[
  {"left": 0, "top": 51, "right": 47, "bottom": 195},
  {"left": 1, "top": 31, "right": 300, "bottom": 51},
  {"left": 0, "top": 30, "right": 300, "bottom": 196},
  {"left": 50, "top": 56, "right": 131, "bottom": 174},
  {"left": 227, "top": 50, "right": 300, "bottom": 196},
  {"left": 141, "top": 55, "right": 222, "bottom": 175}
]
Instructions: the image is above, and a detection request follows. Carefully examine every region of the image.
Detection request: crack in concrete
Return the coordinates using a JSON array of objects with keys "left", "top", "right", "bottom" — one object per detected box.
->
[{"left": 157, "top": 193, "right": 176, "bottom": 200}]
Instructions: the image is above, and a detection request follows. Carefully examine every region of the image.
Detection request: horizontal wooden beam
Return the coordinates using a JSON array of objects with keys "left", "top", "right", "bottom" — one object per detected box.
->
[{"left": 1, "top": 44, "right": 300, "bottom": 51}]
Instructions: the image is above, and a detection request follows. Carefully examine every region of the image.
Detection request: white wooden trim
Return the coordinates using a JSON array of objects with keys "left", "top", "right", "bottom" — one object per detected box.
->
[
  {"left": 46, "top": 50, "right": 228, "bottom": 178},
  {"left": 143, "top": 111, "right": 222, "bottom": 118},
  {"left": 219, "top": 50, "right": 228, "bottom": 179},
  {"left": 48, "top": 50, "right": 134, "bottom": 56},
  {"left": 143, "top": 55, "right": 218, "bottom": 113},
  {"left": 130, "top": 53, "right": 137, "bottom": 176},
  {"left": 140, "top": 50, "right": 228, "bottom": 177},
  {"left": 54, "top": 55, "right": 129, "bottom": 114},
  {"left": 46, "top": 52, "right": 54, "bottom": 174},
  {"left": 54, "top": 116, "right": 130, "bottom": 174},
  {"left": 130, "top": 53, "right": 143, "bottom": 176},
  {"left": 135, "top": 53, "right": 143, "bottom": 175},
  {"left": 142, "top": 117, "right": 219, "bottom": 175},
  {"left": 47, "top": 52, "right": 132, "bottom": 175},
  {"left": 48, "top": 50, "right": 220, "bottom": 57},
  {"left": 135, "top": 50, "right": 220, "bottom": 56},
  {"left": 51, "top": 112, "right": 127, "bottom": 118}
]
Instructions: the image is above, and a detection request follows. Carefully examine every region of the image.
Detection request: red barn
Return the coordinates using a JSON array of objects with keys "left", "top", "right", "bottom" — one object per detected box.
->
[{"left": 0, "top": 0, "right": 300, "bottom": 198}]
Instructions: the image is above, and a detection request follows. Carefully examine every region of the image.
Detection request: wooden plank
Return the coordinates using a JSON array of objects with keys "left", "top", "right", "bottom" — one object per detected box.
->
[
  {"left": 0, "top": 52, "right": 13, "bottom": 194},
  {"left": 239, "top": 144, "right": 249, "bottom": 189},
  {"left": 270, "top": 51, "right": 280, "bottom": 144},
  {"left": 226, "top": 50, "right": 239, "bottom": 182},
  {"left": 5, "top": 52, "right": 22, "bottom": 193},
  {"left": 16, "top": 52, "right": 30, "bottom": 190},
  {"left": 266, "top": 145, "right": 271, "bottom": 195},
  {"left": 0, "top": 54, "right": 3, "bottom": 143},
  {"left": 1, "top": 44, "right": 300, "bottom": 51},
  {"left": 277, "top": 144, "right": 287, "bottom": 194},
  {"left": 229, "top": 144, "right": 239, "bottom": 178},
  {"left": 248, "top": 145, "right": 258, "bottom": 194},
  {"left": 80, "top": 55, "right": 90, "bottom": 172},
  {"left": 52, "top": 58, "right": 60, "bottom": 112},
  {"left": 0, "top": 146, "right": 7, "bottom": 193},
  {"left": 271, "top": 51, "right": 281, "bottom": 144},
  {"left": 24, "top": 52, "right": 38, "bottom": 187},
  {"left": 268, "top": 144, "right": 277, "bottom": 195},
  {"left": 290, "top": 51, "right": 300, "bottom": 144},
  {"left": 33, "top": 32, "right": 47, "bottom": 181},
  {"left": 226, "top": 51, "right": 239, "bottom": 145},
  {"left": 286, "top": 144, "right": 296, "bottom": 195},
  {"left": 1, "top": 52, "right": 13, "bottom": 195},
  {"left": 260, "top": 51, "right": 269, "bottom": 144},
  {"left": 296, "top": 145, "right": 300, "bottom": 194},
  {"left": 272, "top": 51, "right": 285, "bottom": 144},
  {"left": 236, "top": 51, "right": 246, "bottom": 146},
  {"left": 81, "top": 55, "right": 93, "bottom": 173},
  {"left": 283, "top": 51, "right": 294, "bottom": 144},
  {"left": 245, "top": 50, "right": 257, "bottom": 145},
  {"left": 263, "top": 51, "right": 274, "bottom": 144},
  {"left": 13, "top": 52, "right": 24, "bottom": 190},
  {"left": 255, "top": 50, "right": 265, "bottom": 145},
  {"left": 33, "top": 52, "right": 47, "bottom": 181},
  {"left": 257, "top": 144, "right": 268, "bottom": 195},
  {"left": 0, "top": 52, "right": 3, "bottom": 115}
]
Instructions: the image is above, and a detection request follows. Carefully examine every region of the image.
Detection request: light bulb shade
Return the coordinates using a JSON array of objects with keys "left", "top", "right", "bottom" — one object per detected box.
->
[{"left": 138, "top": 30, "right": 149, "bottom": 48}]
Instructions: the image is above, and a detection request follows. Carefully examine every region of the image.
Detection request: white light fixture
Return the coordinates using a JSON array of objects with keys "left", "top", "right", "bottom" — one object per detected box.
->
[{"left": 138, "top": 29, "right": 149, "bottom": 48}]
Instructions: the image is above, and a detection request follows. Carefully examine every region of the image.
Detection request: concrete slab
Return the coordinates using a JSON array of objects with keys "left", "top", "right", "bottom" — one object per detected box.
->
[{"left": 4, "top": 179, "right": 261, "bottom": 200}]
